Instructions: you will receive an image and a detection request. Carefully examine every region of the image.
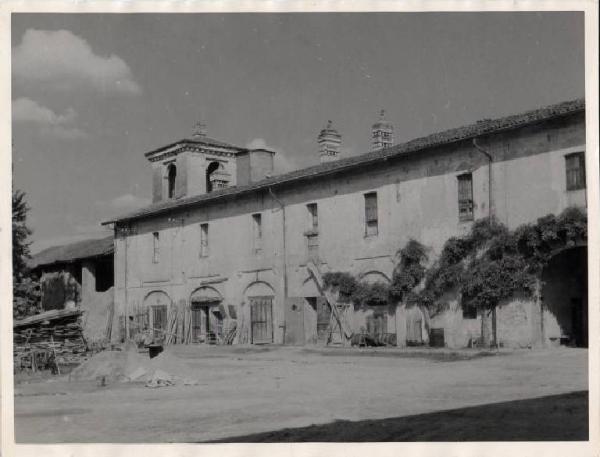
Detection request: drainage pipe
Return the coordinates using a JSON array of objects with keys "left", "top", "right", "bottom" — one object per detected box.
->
[
  {"left": 472, "top": 138, "right": 493, "bottom": 221},
  {"left": 472, "top": 138, "right": 497, "bottom": 348},
  {"left": 268, "top": 187, "right": 288, "bottom": 299}
]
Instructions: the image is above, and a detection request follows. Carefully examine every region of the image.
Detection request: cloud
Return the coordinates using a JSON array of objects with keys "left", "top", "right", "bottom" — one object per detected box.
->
[
  {"left": 274, "top": 153, "right": 298, "bottom": 174},
  {"left": 31, "top": 232, "right": 110, "bottom": 255},
  {"left": 245, "top": 138, "right": 300, "bottom": 174},
  {"left": 13, "top": 29, "right": 141, "bottom": 95},
  {"left": 12, "top": 97, "right": 86, "bottom": 139},
  {"left": 245, "top": 138, "right": 268, "bottom": 150},
  {"left": 101, "top": 193, "right": 151, "bottom": 211}
]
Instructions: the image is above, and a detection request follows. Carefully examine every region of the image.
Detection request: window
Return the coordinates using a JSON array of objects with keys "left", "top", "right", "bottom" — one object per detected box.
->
[
  {"left": 457, "top": 173, "right": 474, "bottom": 221},
  {"left": 565, "top": 152, "right": 586, "bottom": 191},
  {"left": 167, "top": 164, "right": 177, "bottom": 199},
  {"left": 364, "top": 192, "right": 378, "bottom": 236},
  {"left": 462, "top": 303, "right": 477, "bottom": 319},
  {"left": 366, "top": 312, "right": 388, "bottom": 338},
  {"left": 152, "top": 232, "right": 160, "bottom": 263},
  {"left": 307, "top": 203, "right": 318, "bottom": 232},
  {"left": 252, "top": 213, "right": 263, "bottom": 254},
  {"left": 200, "top": 223, "right": 209, "bottom": 257}
]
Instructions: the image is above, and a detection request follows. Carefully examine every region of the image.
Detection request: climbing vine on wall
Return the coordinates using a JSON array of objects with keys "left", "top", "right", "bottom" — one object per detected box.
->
[
  {"left": 322, "top": 239, "right": 428, "bottom": 309},
  {"left": 419, "top": 206, "right": 587, "bottom": 316},
  {"left": 389, "top": 239, "right": 428, "bottom": 305},
  {"left": 322, "top": 271, "right": 389, "bottom": 308},
  {"left": 321, "top": 206, "right": 586, "bottom": 316}
]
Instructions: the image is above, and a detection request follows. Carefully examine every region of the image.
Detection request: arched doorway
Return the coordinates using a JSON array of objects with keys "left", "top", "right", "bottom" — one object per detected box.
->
[
  {"left": 357, "top": 271, "right": 394, "bottom": 343},
  {"left": 542, "top": 246, "right": 587, "bottom": 347},
  {"left": 244, "top": 281, "right": 275, "bottom": 344},
  {"left": 190, "top": 286, "right": 223, "bottom": 344}
]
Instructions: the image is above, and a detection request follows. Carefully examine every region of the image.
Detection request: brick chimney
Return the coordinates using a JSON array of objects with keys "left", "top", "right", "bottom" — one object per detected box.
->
[{"left": 318, "top": 120, "right": 342, "bottom": 163}]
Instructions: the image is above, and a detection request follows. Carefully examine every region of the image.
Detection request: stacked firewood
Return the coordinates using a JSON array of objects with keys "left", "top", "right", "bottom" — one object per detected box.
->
[{"left": 14, "top": 313, "right": 88, "bottom": 371}]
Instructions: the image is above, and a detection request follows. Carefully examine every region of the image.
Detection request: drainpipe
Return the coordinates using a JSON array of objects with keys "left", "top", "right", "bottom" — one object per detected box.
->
[
  {"left": 472, "top": 138, "right": 493, "bottom": 221},
  {"left": 268, "top": 187, "right": 288, "bottom": 298},
  {"left": 269, "top": 187, "right": 288, "bottom": 343},
  {"left": 472, "top": 138, "right": 497, "bottom": 348},
  {"left": 120, "top": 224, "right": 130, "bottom": 341}
]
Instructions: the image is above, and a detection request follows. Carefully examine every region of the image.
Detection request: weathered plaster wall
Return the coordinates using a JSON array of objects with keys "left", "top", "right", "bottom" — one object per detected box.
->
[{"left": 114, "top": 113, "right": 586, "bottom": 346}]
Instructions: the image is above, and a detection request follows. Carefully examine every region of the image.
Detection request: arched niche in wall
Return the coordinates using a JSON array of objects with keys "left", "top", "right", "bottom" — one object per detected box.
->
[
  {"left": 190, "top": 285, "right": 223, "bottom": 305},
  {"left": 358, "top": 270, "right": 391, "bottom": 285},
  {"left": 243, "top": 281, "right": 275, "bottom": 299}
]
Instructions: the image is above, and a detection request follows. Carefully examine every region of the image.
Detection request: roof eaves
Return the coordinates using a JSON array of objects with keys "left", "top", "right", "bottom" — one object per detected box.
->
[{"left": 106, "top": 98, "right": 584, "bottom": 225}]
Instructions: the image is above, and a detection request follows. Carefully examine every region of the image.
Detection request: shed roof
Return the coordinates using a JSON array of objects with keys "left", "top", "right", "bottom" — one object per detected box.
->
[
  {"left": 30, "top": 236, "right": 114, "bottom": 270},
  {"left": 104, "top": 98, "right": 585, "bottom": 225},
  {"left": 14, "top": 308, "right": 82, "bottom": 328}
]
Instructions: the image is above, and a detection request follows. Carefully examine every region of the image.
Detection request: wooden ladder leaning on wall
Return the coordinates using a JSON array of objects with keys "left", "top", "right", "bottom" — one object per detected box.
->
[{"left": 306, "top": 261, "right": 353, "bottom": 346}]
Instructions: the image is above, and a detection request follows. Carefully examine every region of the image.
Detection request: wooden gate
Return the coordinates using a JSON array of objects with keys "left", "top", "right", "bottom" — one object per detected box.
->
[{"left": 250, "top": 296, "right": 273, "bottom": 344}]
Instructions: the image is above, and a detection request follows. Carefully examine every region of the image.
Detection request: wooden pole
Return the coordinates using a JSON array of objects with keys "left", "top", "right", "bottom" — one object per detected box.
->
[{"left": 50, "top": 334, "right": 61, "bottom": 375}]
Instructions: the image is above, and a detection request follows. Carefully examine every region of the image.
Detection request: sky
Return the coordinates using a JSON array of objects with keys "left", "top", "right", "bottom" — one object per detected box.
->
[{"left": 11, "top": 12, "right": 585, "bottom": 253}]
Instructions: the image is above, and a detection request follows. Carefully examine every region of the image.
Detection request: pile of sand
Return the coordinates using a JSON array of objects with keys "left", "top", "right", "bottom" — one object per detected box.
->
[{"left": 69, "top": 344, "right": 199, "bottom": 387}]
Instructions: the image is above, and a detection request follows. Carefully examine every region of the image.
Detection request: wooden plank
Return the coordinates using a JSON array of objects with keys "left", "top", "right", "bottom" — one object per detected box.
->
[{"left": 306, "top": 261, "right": 353, "bottom": 338}]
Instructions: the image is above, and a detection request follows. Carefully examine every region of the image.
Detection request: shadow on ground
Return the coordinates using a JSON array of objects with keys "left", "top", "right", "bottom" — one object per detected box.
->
[{"left": 209, "top": 391, "right": 588, "bottom": 442}]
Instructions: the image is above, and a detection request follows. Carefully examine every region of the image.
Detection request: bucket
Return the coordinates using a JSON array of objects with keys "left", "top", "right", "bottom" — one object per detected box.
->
[{"left": 148, "top": 345, "right": 164, "bottom": 359}]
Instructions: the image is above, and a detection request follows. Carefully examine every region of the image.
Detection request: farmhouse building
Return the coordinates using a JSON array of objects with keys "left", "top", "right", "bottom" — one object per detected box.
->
[
  {"left": 103, "top": 99, "right": 587, "bottom": 348},
  {"left": 30, "top": 236, "right": 114, "bottom": 312}
]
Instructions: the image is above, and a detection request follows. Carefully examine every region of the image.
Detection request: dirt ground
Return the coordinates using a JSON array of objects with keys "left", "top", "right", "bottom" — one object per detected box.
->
[{"left": 13, "top": 345, "right": 588, "bottom": 443}]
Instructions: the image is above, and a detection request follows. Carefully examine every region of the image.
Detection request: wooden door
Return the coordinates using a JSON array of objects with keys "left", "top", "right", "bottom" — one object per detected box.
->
[
  {"left": 250, "top": 296, "right": 273, "bottom": 344},
  {"left": 284, "top": 297, "right": 305, "bottom": 345},
  {"left": 406, "top": 315, "right": 422, "bottom": 344},
  {"left": 191, "top": 305, "right": 203, "bottom": 343},
  {"left": 368, "top": 313, "right": 388, "bottom": 338},
  {"left": 152, "top": 305, "right": 168, "bottom": 339},
  {"left": 316, "top": 297, "right": 331, "bottom": 343}
]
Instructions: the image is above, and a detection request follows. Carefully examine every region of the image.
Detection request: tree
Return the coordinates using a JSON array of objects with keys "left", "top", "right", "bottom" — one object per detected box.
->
[
  {"left": 12, "top": 189, "right": 32, "bottom": 281},
  {"left": 12, "top": 189, "right": 40, "bottom": 319}
]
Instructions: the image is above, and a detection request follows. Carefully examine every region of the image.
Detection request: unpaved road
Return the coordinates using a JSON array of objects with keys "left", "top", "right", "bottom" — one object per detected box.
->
[{"left": 14, "top": 346, "right": 587, "bottom": 443}]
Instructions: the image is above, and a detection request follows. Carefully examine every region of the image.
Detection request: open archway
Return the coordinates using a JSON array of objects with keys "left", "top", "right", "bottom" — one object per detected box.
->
[
  {"left": 189, "top": 286, "right": 223, "bottom": 343},
  {"left": 206, "top": 161, "right": 220, "bottom": 193},
  {"left": 167, "top": 163, "right": 177, "bottom": 199},
  {"left": 358, "top": 270, "right": 391, "bottom": 285},
  {"left": 542, "top": 245, "right": 587, "bottom": 347}
]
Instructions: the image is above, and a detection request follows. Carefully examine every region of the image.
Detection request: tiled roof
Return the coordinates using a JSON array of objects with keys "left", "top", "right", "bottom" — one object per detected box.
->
[
  {"left": 30, "top": 236, "right": 114, "bottom": 269},
  {"left": 105, "top": 98, "right": 585, "bottom": 225},
  {"left": 144, "top": 135, "right": 245, "bottom": 157}
]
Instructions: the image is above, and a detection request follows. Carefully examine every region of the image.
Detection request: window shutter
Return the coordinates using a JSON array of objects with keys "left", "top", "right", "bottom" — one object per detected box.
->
[
  {"left": 365, "top": 193, "right": 378, "bottom": 222},
  {"left": 457, "top": 174, "right": 474, "bottom": 221}
]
